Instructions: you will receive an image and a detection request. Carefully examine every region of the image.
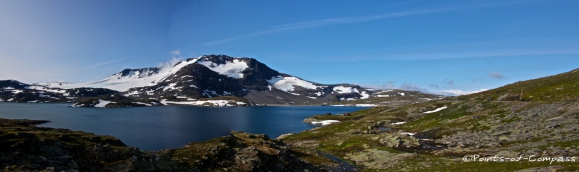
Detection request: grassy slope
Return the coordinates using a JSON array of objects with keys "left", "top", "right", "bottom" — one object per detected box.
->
[{"left": 284, "top": 68, "right": 579, "bottom": 171}]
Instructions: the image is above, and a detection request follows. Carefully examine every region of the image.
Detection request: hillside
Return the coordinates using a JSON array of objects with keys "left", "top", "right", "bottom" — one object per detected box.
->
[
  {"left": 283, "top": 67, "right": 579, "bottom": 171},
  {"left": 464, "top": 68, "right": 579, "bottom": 102}
]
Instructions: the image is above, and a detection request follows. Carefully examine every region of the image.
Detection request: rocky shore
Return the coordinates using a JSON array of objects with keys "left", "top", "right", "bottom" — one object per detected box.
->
[{"left": 0, "top": 118, "right": 333, "bottom": 171}]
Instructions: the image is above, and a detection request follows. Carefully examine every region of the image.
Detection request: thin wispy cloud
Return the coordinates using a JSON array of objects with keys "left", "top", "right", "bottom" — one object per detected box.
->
[
  {"left": 85, "top": 58, "right": 126, "bottom": 70},
  {"left": 273, "top": 47, "right": 579, "bottom": 63},
  {"left": 272, "top": 8, "right": 453, "bottom": 31},
  {"left": 488, "top": 72, "right": 505, "bottom": 79},
  {"left": 200, "top": 8, "right": 452, "bottom": 46},
  {"left": 200, "top": 8, "right": 456, "bottom": 46},
  {"left": 392, "top": 48, "right": 579, "bottom": 60},
  {"left": 198, "top": 1, "right": 543, "bottom": 46},
  {"left": 443, "top": 79, "right": 454, "bottom": 85},
  {"left": 170, "top": 49, "right": 180, "bottom": 56}
]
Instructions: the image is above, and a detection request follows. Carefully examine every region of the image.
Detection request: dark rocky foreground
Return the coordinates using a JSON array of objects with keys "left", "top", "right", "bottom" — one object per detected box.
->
[{"left": 0, "top": 118, "right": 334, "bottom": 171}]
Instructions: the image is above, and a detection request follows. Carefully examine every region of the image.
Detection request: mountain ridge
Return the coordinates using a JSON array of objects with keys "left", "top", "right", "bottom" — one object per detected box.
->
[{"left": 1, "top": 54, "right": 439, "bottom": 107}]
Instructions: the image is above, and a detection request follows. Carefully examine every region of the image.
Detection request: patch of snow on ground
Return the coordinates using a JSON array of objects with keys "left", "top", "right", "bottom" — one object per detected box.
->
[
  {"left": 315, "top": 92, "right": 323, "bottom": 96},
  {"left": 176, "top": 96, "right": 188, "bottom": 99},
  {"left": 332, "top": 105, "right": 345, "bottom": 106},
  {"left": 0, "top": 98, "right": 3, "bottom": 102},
  {"left": 399, "top": 92, "right": 405, "bottom": 96},
  {"left": 163, "top": 83, "right": 177, "bottom": 91},
  {"left": 310, "top": 120, "right": 340, "bottom": 125},
  {"left": 375, "top": 90, "right": 393, "bottom": 94},
  {"left": 307, "top": 97, "right": 317, "bottom": 99},
  {"left": 423, "top": 106, "right": 447, "bottom": 114},
  {"left": 134, "top": 102, "right": 152, "bottom": 106},
  {"left": 289, "top": 92, "right": 300, "bottom": 96},
  {"left": 4, "top": 87, "right": 15, "bottom": 89},
  {"left": 333, "top": 86, "right": 359, "bottom": 94},
  {"left": 198, "top": 59, "right": 248, "bottom": 78},
  {"left": 11, "top": 90, "right": 23, "bottom": 94},
  {"left": 360, "top": 91, "right": 369, "bottom": 99},
  {"left": 392, "top": 121, "right": 406, "bottom": 125},
  {"left": 124, "top": 90, "right": 140, "bottom": 97},
  {"left": 377, "top": 95, "right": 390, "bottom": 97},
  {"left": 400, "top": 132, "right": 415, "bottom": 136},
  {"left": 236, "top": 102, "right": 246, "bottom": 105},
  {"left": 355, "top": 104, "right": 377, "bottom": 107},
  {"left": 163, "top": 100, "right": 236, "bottom": 106},
  {"left": 95, "top": 100, "right": 114, "bottom": 107},
  {"left": 160, "top": 99, "right": 168, "bottom": 105},
  {"left": 267, "top": 76, "right": 317, "bottom": 92},
  {"left": 7, "top": 98, "right": 14, "bottom": 102}
]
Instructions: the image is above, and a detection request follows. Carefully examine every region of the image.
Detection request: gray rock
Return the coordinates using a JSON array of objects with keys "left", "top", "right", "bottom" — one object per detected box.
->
[{"left": 67, "top": 160, "right": 79, "bottom": 169}]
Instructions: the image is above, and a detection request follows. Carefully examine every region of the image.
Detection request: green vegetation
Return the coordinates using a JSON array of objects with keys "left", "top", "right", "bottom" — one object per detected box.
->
[{"left": 283, "top": 68, "right": 579, "bottom": 171}]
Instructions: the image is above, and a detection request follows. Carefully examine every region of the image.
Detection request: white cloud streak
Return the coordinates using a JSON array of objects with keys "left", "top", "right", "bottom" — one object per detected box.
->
[
  {"left": 199, "top": 8, "right": 455, "bottom": 46},
  {"left": 85, "top": 58, "right": 126, "bottom": 70},
  {"left": 198, "top": 0, "right": 545, "bottom": 46},
  {"left": 488, "top": 72, "right": 505, "bottom": 79}
]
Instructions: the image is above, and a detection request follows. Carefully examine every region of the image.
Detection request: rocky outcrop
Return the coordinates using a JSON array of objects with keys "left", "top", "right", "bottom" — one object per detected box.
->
[
  {"left": 0, "top": 118, "right": 149, "bottom": 171},
  {"left": 0, "top": 119, "right": 330, "bottom": 171},
  {"left": 158, "top": 131, "right": 324, "bottom": 172}
]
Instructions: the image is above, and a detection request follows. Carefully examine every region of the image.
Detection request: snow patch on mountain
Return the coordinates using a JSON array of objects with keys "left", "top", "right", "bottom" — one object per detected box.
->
[
  {"left": 163, "top": 83, "right": 178, "bottom": 91},
  {"left": 37, "top": 58, "right": 200, "bottom": 92},
  {"left": 267, "top": 76, "right": 317, "bottom": 92},
  {"left": 360, "top": 91, "right": 370, "bottom": 99},
  {"left": 198, "top": 59, "right": 248, "bottom": 78},
  {"left": 333, "top": 86, "right": 359, "bottom": 94},
  {"left": 424, "top": 106, "right": 447, "bottom": 114},
  {"left": 161, "top": 99, "right": 242, "bottom": 106},
  {"left": 95, "top": 100, "right": 114, "bottom": 107}
]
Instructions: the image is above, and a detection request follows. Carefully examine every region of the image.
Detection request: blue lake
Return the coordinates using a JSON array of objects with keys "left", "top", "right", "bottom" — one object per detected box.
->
[{"left": 0, "top": 103, "right": 366, "bottom": 150}]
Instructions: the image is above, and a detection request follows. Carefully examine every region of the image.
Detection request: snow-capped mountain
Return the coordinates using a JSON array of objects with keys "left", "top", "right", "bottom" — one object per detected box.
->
[
  {"left": 115, "top": 55, "right": 376, "bottom": 105},
  {"left": 1, "top": 54, "right": 388, "bottom": 106}
]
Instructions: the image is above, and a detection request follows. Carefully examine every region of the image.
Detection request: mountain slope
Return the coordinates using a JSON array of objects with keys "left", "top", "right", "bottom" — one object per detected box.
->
[
  {"left": 464, "top": 68, "right": 579, "bottom": 102},
  {"left": 284, "top": 67, "right": 579, "bottom": 171}
]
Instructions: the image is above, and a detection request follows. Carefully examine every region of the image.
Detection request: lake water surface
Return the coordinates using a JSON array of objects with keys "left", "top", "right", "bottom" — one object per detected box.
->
[{"left": 0, "top": 103, "right": 366, "bottom": 150}]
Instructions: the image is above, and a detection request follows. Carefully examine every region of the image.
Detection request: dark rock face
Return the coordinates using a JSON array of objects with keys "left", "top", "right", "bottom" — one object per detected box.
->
[
  {"left": 116, "top": 67, "right": 160, "bottom": 79},
  {"left": 0, "top": 80, "right": 28, "bottom": 89}
]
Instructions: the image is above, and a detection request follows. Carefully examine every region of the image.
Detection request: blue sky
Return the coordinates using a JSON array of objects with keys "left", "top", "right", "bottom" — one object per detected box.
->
[{"left": 0, "top": 0, "right": 577, "bottom": 95}]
